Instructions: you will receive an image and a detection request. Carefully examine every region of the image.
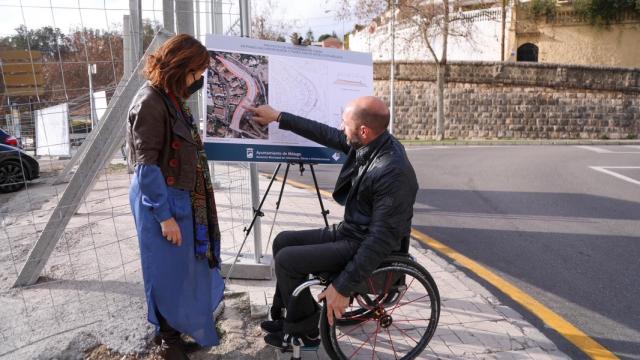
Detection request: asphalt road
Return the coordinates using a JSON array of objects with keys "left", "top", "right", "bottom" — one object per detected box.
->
[{"left": 259, "top": 144, "right": 640, "bottom": 360}]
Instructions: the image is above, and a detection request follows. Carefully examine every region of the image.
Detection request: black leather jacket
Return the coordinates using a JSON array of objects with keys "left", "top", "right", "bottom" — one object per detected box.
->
[{"left": 279, "top": 112, "right": 418, "bottom": 295}]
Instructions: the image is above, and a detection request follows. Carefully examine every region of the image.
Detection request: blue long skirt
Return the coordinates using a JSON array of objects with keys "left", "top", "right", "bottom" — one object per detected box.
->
[{"left": 130, "top": 171, "right": 224, "bottom": 346}]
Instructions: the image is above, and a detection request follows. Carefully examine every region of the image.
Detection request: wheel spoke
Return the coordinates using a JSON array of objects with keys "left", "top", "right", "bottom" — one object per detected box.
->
[
  {"left": 346, "top": 321, "right": 380, "bottom": 359},
  {"left": 391, "top": 323, "right": 419, "bottom": 345},
  {"left": 387, "top": 276, "right": 416, "bottom": 316},
  {"left": 371, "top": 321, "right": 380, "bottom": 360},
  {"left": 386, "top": 327, "right": 399, "bottom": 360},
  {"left": 392, "top": 318, "right": 432, "bottom": 323},
  {"left": 336, "top": 316, "right": 376, "bottom": 340},
  {"left": 390, "top": 294, "right": 430, "bottom": 313},
  {"left": 367, "top": 276, "right": 378, "bottom": 295}
]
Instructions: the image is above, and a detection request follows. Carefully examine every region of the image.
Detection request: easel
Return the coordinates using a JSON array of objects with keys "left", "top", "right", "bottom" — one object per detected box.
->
[{"left": 225, "top": 162, "right": 330, "bottom": 283}]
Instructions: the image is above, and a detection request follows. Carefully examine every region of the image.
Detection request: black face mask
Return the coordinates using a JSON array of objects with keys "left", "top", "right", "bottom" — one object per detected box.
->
[{"left": 187, "top": 76, "right": 204, "bottom": 96}]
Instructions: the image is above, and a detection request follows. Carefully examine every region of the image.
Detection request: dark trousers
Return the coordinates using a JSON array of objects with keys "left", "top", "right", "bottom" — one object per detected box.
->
[
  {"left": 270, "top": 227, "right": 358, "bottom": 331},
  {"left": 157, "top": 310, "right": 182, "bottom": 344}
]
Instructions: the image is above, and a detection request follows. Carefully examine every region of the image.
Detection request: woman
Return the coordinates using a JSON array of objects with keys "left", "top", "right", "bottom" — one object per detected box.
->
[{"left": 127, "top": 34, "right": 223, "bottom": 360}]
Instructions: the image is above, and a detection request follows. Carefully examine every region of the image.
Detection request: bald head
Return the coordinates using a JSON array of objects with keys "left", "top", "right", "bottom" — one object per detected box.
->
[{"left": 344, "top": 96, "right": 390, "bottom": 135}]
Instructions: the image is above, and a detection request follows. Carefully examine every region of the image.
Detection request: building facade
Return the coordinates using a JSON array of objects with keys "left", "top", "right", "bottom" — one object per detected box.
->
[{"left": 348, "top": 1, "right": 640, "bottom": 68}]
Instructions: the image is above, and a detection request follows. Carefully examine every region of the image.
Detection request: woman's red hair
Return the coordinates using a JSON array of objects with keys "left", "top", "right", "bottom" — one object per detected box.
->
[{"left": 144, "top": 34, "right": 209, "bottom": 99}]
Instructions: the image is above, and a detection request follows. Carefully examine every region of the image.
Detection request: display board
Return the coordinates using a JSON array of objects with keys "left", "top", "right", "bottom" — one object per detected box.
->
[
  {"left": 203, "top": 35, "right": 372, "bottom": 164},
  {"left": 35, "top": 103, "right": 70, "bottom": 157},
  {"left": 94, "top": 90, "right": 108, "bottom": 122}
]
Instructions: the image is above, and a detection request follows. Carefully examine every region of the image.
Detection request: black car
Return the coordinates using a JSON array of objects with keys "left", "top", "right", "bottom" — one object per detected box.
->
[
  {"left": 0, "top": 128, "right": 19, "bottom": 147},
  {"left": 0, "top": 143, "right": 40, "bottom": 193}
]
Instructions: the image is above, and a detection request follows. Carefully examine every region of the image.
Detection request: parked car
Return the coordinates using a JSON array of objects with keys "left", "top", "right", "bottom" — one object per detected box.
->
[
  {"left": 0, "top": 143, "right": 40, "bottom": 193},
  {"left": 0, "top": 128, "right": 19, "bottom": 147}
]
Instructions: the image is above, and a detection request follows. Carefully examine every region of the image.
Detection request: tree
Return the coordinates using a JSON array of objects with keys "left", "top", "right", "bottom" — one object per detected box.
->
[
  {"left": 339, "top": 0, "right": 473, "bottom": 140},
  {"left": 290, "top": 32, "right": 303, "bottom": 45},
  {"left": 142, "top": 20, "right": 162, "bottom": 52},
  {"left": 253, "top": 15, "right": 291, "bottom": 41},
  {"left": 318, "top": 31, "right": 340, "bottom": 42},
  {"left": 305, "top": 29, "right": 315, "bottom": 43},
  {"left": 251, "top": 0, "right": 291, "bottom": 41},
  {"left": 572, "top": 0, "right": 640, "bottom": 24},
  {"left": 0, "top": 25, "right": 70, "bottom": 60},
  {"left": 1, "top": 26, "right": 124, "bottom": 104}
]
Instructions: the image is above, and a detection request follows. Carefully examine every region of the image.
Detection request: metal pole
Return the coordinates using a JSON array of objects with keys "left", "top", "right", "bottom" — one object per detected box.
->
[
  {"left": 176, "top": 0, "right": 194, "bottom": 34},
  {"left": 205, "top": 0, "right": 211, "bottom": 35},
  {"left": 239, "top": 0, "right": 261, "bottom": 263},
  {"left": 389, "top": 0, "right": 397, "bottom": 135},
  {"left": 249, "top": 162, "right": 262, "bottom": 262},
  {"left": 163, "top": 0, "right": 175, "bottom": 33},
  {"left": 129, "top": 0, "right": 143, "bottom": 62},
  {"left": 212, "top": 0, "right": 223, "bottom": 34},
  {"left": 123, "top": 15, "right": 132, "bottom": 77},
  {"left": 195, "top": 0, "right": 201, "bottom": 39},
  {"left": 207, "top": 0, "right": 224, "bottom": 188},
  {"left": 88, "top": 64, "right": 96, "bottom": 129},
  {"left": 239, "top": 0, "right": 250, "bottom": 37},
  {"left": 176, "top": 0, "right": 199, "bottom": 131}
]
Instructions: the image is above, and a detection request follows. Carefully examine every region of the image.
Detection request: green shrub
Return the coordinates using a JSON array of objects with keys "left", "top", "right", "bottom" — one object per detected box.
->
[
  {"left": 528, "top": 0, "right": 557, "bottom": 19},
  {"left": 573, "top": 0, "right": 640, "bottom": 24}
]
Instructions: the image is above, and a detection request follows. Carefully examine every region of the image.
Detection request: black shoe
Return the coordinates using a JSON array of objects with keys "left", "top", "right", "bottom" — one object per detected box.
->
[
  {"left": 264, "top": 330, "right": 321, "bottom": 352},
  {"left": 260, "top": 318, "right": 283, "bottom": 333},
  {"left": 159, "top": 339, "right": 190, "bottom": 360},
  {"left": 153, "top": 335, "right": 202, "bottom": 354}
]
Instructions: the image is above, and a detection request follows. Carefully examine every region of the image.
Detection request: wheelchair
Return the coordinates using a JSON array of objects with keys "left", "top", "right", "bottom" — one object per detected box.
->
[{"left": 284, "top": 248, "right": 441, "bottom": 360}]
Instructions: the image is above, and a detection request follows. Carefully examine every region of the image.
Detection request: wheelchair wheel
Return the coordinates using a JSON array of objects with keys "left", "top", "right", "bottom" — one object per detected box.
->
[{"left": 320, "top": 256, "right": 440, "bottom": 359}]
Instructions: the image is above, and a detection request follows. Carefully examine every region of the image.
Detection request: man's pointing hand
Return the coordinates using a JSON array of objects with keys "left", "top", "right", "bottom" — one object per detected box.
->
[{"left": 242, "top": 102, "right": 281, "bottom": 126}]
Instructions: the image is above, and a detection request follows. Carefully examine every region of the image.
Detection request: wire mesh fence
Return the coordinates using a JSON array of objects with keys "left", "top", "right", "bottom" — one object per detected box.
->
[{"left": 0, "top": 1, "right": 285, "bottom": 358}]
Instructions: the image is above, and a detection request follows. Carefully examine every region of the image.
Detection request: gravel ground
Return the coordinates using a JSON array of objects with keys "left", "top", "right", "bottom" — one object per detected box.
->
[
  {"left": 82, "top": 292, "right": 276, "bottom": 360},
  {"left": 0, "top": 164, "right": 277, "bottom": 359}
]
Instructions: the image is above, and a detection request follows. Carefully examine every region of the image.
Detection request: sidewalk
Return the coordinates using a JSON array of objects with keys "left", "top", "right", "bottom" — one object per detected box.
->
[{"left": 221, "top": 170, "right": 570, "bottom": 360}]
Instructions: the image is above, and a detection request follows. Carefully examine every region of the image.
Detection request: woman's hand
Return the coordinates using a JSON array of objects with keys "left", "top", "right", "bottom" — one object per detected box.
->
[{"left": 160, "top": 217, "right": 182, "bottom": 246}]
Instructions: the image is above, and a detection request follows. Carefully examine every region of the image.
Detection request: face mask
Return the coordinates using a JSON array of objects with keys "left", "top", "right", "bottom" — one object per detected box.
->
[{"left": 187, "top": 76, "right": 204, "bottom": 96}]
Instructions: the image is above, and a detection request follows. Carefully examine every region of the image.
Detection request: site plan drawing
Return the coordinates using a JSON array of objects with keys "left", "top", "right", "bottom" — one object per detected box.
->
[{"left": 203, "top": 35, "right": 373, "bottom": 164}]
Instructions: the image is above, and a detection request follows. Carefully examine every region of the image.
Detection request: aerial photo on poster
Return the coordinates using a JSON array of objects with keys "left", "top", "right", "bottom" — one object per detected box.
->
[
  {"left": 206, "top": 51, "right": 269, "bottom": 139},
  {"left": 202, "top": 35, "right": 373, "bottom": 163}
]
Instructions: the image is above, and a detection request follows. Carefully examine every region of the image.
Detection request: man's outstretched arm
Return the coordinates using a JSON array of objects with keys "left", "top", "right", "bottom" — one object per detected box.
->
[{"left": 244, "top": 104, "right": 350, "bottom": 154}]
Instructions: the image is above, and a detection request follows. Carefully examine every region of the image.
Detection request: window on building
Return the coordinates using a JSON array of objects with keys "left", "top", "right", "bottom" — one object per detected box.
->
[{"left": 517, "top": 43, "right": 539, "bottom": 62}]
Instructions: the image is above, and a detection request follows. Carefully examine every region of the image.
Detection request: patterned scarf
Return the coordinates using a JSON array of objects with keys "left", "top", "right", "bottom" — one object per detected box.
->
[{"left": 170, "top": 93, "right": 221, "bottom": 269}]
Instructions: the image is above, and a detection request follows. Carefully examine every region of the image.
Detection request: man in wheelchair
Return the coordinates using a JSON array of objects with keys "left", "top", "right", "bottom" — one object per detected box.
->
[{"left": 245, "top": 96, "right": 418, "bottom": 351}]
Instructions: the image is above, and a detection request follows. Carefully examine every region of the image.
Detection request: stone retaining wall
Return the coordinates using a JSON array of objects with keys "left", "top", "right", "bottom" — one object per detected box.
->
[{"left": 374, "top": 62, "right": 640, "bottom": 139}]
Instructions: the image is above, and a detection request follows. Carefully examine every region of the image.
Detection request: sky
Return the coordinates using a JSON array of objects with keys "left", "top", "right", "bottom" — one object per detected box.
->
[{"left": 0, "top": 0, "right": 360, "bottom": 40}]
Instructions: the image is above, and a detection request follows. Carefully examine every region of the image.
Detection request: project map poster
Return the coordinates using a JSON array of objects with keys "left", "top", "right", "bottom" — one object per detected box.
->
[{"left": 202, "top": 35, "right": 373, "bottom": 164}]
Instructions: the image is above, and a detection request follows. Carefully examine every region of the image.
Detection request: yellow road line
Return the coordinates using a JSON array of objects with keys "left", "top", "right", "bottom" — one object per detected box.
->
[
  {"left": 275, "top": 174, "right": 619, "bottom": 359},
  {"left": 410, "top": 230, "right": 618, "bottom": 359},
  {"left": 274, "top": 176, "right": 334, "bottom": 198}
]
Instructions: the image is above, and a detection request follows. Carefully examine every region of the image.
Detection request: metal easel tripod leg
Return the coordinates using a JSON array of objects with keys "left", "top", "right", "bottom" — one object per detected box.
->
[
  {"left": 224, "top": 162, "right": 332, "bottom": 283},
  {"left": 308, "top": 163, "right": 330, "bottom": 228},
  {"left": 224, "top": 163, "right": 282, "bottom": 284}
]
